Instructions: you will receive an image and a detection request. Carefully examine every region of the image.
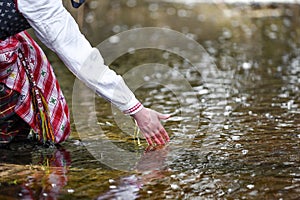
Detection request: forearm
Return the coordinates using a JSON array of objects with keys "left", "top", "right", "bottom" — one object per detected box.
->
[
  {"left": 17, "top": 0, "right": 94, "bottom": 75},
  {"left": 17, "top": 0, "right": 142, "bottom": 114}
]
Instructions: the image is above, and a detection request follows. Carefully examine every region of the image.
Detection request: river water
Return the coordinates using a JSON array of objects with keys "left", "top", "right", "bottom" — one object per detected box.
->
[{"left": 1, "top": 0, "right": 300, "bottom": 199}]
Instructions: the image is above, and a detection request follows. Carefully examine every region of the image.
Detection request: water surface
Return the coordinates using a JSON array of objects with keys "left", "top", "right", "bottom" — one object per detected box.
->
[{"left": 1, "top": 1, "right": 300, "bottom": 199}]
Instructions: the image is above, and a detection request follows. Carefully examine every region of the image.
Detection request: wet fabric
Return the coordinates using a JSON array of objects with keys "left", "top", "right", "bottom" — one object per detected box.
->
[
  {"left": 0, "top": 83, "right": 18, "bottom": 119},
  {"left": 0, "top": 31, "right": 70, "bottom": 144},
  {"left": 0, "top": 0, "right": 31, "bottom": 40},
  {"left": 0, "top": 113, "right": 30, "bottom": 143},
  {"left": 0, "top": 83, "right": 30, "bottom": 143}
]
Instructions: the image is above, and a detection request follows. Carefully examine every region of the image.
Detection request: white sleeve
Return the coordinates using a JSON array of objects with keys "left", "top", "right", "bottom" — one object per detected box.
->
[{"left": 17, "top": 0, "right": 143, "bottom": 114}]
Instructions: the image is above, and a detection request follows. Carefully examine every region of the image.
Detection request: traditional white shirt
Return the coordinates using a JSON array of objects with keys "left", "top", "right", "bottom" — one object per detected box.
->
[{"left": 17, "top": 0, "right": 143, "bottom": 115}]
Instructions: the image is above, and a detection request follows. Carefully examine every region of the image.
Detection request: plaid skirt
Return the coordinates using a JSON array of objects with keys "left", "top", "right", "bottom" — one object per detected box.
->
[
  {"left": 0, "top": 83, "right": 30, "bottom": 143},
  {"left": 0, "top": 31, "right": 70, "bottom": 144}
]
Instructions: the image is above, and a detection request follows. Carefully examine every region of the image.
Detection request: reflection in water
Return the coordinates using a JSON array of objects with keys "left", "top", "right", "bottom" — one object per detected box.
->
[
  {"left": 97, "top": 146, "right": 169, "bottom": 200},
  {"left": 21, "top": 148, "right": 71, "bottom": 199},
  {"left": 0, "top": 146, "right": 71, "bottom": 199},
  {"left": 1, "top": 1, "right": 300, "bottom": 199}
]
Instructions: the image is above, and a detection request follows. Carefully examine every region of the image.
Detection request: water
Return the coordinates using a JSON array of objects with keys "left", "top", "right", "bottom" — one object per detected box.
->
[{"left": 1, "top": 1, "right": 300, "bottom": 199}]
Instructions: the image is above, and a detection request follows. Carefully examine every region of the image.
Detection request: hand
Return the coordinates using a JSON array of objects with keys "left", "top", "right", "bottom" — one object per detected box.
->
[{"left": 131, "top": 107, "right": 170, "bottom": 146}]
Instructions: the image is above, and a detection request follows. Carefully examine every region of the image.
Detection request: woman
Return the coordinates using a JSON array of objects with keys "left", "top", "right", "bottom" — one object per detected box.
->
[{"left": 0, "top": 0, "right": 170, "bottom": 146}]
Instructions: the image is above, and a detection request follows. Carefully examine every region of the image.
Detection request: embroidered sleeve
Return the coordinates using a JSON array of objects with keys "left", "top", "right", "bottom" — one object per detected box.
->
[{"left": 17, "top": 0, "right": 143, "bottom": 114}]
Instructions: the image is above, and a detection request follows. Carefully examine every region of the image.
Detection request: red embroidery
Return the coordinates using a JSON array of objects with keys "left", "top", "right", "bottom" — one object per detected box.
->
[{"left": 124, "top": 102, "right": 143, "bottom": 115}]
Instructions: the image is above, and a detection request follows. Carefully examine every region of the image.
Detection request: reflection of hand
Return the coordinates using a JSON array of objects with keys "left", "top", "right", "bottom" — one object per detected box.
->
[
  {"left": 131, "top": 107, "right": 170, "bottom": 146},
  {"left": 135, "top": 145, "right": 169, "bottom": 172},
  {"left": 97, "top": 146, "right": 170, "bottom": 199}
]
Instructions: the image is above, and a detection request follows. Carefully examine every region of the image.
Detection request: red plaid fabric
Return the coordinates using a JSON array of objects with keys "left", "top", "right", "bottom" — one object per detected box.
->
[
  {"left": 0, "top": 83, "right": 19, "bottom": 119},
  {"left": 0, "top": 83, "right": 28, "bottom": 142},
  {"left": 0, "top": 31, "right": 70, "bottom": 144}
]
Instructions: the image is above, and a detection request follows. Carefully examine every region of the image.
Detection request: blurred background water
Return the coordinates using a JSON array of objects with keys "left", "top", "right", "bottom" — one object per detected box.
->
[{"left": 1, "top": 0, "right": 300, "bottom": 199}]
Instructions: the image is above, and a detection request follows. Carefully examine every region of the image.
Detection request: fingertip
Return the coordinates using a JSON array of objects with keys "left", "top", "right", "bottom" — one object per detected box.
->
[
  {"left": 165, "top": 114, "right": 171, "bottom": 119},
  {"left": 160, "top": 114, "right": 171, "bottom": 120},
  {"left": 161, "top": 129, "right": 170, "bottom": 141},
  {"left": 146, "top": 137, "right": 153, "bottom": 146},
  {"left": 165, "top": 136, "right": 170, "bottom": 142},
  {"left": 154, "top": 136, "right": 164, "bottom": 145}
]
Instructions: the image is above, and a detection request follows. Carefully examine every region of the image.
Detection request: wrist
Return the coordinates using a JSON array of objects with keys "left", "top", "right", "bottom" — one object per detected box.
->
[{"left": 124, "top": 102, "right": 144, "bottom": 115}]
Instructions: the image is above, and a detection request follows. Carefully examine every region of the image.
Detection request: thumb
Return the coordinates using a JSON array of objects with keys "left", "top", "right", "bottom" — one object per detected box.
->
[{"left": 157, "top": 112, "right": 171, "bottom": 120}]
